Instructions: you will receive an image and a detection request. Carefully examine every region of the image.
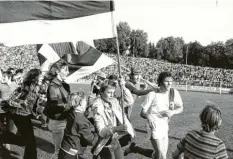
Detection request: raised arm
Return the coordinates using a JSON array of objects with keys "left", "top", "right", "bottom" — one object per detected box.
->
[{"left": 125, "top": 82, "right": 153, "bottom": 96}]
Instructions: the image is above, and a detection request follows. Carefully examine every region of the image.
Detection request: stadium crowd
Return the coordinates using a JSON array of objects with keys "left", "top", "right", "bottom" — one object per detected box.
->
[
  {"left": 1, "top": 44, "right": 232, "bottom": 88},
  {"left": 95, "top": 54, "right": 233, "bottom": 88}
]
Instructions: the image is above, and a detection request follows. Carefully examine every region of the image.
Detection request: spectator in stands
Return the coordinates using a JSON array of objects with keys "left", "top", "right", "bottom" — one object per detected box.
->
[
  {"left": 141, "top": 71, "right": 183, "bottom": 159},
  {"left": 43, "top": 60, "right": 72, "bottom": 159},
  {"left": 0, "top": 68, "right": 43, "bottom": 159},
  {"left": 58, "top": 91, "right": 99, "bottom": 159},
  {"left": 92, "top": 79, "right": 135, "bottom": 159},
  {"left": 172, "top": 104, "right": 228, "bottom": 159}
]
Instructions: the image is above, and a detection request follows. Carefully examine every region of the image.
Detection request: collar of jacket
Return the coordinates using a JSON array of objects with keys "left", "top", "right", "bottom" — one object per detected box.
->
[{"left": 51, "top": 77, "right": 63, "bottom": 86}]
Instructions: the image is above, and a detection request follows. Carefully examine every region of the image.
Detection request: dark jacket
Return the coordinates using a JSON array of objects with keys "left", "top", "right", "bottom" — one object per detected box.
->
[
  {"left": 44, "top": 78, "right": 72, "bottom": 120},
  {"left": 61, "top": 111, "right": 99, "bottom": 153}
]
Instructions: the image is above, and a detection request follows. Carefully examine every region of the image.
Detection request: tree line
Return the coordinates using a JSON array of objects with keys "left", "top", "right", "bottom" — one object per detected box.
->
[{"left": 94, "top": 22, "right": 233, "bottom": 69}]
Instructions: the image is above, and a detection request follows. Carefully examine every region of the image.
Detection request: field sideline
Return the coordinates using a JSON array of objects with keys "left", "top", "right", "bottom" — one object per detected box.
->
[{"left": 1, "top": 83, "right": 233, "bottom": 159}]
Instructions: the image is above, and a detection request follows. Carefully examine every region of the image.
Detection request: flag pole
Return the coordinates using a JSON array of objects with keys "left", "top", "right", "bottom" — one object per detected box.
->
[{"left": 111, "top": 1, "right": 126, "bottom": 124}]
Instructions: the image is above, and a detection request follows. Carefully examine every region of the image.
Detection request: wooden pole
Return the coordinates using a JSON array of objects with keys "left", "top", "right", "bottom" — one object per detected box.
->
[{"left": 111, "top": 5, "right": 125, "bottom": 124}]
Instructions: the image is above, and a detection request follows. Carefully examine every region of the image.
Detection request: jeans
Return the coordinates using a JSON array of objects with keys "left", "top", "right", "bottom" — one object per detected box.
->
[
  {"left": 48, "top": 119, "right": 67, "bottom": 152},
  {"left": 0, "top": 114, "right": 37, "bottom": 159}
]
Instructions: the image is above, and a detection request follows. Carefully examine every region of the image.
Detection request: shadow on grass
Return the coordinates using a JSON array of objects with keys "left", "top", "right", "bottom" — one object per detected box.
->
[
  {"left": 35, "top": 135, "right": 54, "bottom": 153},
  {"left": 134, "top": 128, "right": 182, "bottom": 141}
]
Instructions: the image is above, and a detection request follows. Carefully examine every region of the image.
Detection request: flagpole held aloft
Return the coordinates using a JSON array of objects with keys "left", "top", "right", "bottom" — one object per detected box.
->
[{"left": 111, "top": 1, "right": 126, "bottom": 124}]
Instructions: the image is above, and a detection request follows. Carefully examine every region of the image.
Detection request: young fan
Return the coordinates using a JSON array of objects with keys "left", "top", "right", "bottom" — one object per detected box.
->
[
  {"left": 58, "top": 91, "right": 99, "bottom": 159},
  {"left": 172, "top": 104, "right": 228, "bottom": 159}
]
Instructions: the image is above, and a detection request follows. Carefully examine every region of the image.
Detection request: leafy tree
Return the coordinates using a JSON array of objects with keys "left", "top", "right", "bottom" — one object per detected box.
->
[
  {"left": 186, "top": 41, "right": 204, "bottom": 66},
  {"left": 117, "top": 22, "right": 131, "bottom": 55},
  {"left": 205, "top": 42, "right": 226, "bottom": 68},
  {"left": 95, "top": 21, "right": 131, "bottom": 55},
  {"left": 130, "top": 29, "right": 149, "bottom": 57},
  {"left": 148, "top": 42, "right": 157, "bottom": 58},
  {"left": 156, "top": 36, "right": 184, "bottom": 62},
  {"left": 225, "top": 38, "right": 233, "bottom": 68},
  {"left": 156, "top": 37, "right": 168, "bottom": 60},
  {"left": 94, "top": 38, "right": 116, "bottom": 54}
]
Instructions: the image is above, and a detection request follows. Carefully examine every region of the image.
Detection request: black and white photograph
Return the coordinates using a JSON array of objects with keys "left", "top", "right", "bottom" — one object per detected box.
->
[{"left": 0, "top": 0, "right": 232, "bottom": 159}]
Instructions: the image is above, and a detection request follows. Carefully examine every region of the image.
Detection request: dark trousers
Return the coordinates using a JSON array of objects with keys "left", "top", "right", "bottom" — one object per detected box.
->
[{"left": 0, "top": 114, "right": 37, "bottom": 159}]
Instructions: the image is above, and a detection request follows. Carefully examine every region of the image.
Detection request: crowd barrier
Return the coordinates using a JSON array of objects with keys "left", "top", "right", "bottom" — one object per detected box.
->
[
  {"left": 173, "top": 85, "right": 230, "bottom": 94},
  {"left": 72, "top": 80, "right": 232, "bottom": 94}
]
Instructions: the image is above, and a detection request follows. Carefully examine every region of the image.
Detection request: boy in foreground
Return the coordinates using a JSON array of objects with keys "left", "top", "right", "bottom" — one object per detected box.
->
[{"left": 172, "top": 104, "right": 228, "bottom": 159}]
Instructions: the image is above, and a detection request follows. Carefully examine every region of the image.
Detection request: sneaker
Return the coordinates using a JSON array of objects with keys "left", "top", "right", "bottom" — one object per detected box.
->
[{"left": 124, "top": 142, "right": 136, "bottom": 156}]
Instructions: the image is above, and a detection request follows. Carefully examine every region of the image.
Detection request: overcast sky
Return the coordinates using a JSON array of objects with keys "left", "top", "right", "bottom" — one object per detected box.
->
[{"left": 114, "top": 0, "right": 233, "bottom": 46}]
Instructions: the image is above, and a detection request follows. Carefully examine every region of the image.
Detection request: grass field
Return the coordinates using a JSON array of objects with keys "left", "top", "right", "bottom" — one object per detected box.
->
[{"left": 1, "top": 83, "right": 233, "bottom": 159}]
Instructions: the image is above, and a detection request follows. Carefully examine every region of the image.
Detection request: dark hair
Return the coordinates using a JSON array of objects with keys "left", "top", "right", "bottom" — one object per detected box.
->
[
  {"left": 157, "top": 71, "right": 172, "bottom": 87},
  {"left": 200, "top": 104, "right": 222, "bottom": 132},
  {"left": 23, "top": 69, "right": 41, "bottom": 87},
  {"left": 15, "top": 69, "right": 24, "bottom": 74},
  {"left": 108, "top": 74, "right": 118, "bottom": 81},
  {"left": 47, "top": 60, "right": 67, "bottom": 80},
  {"left": 100, "top": 80, "right": 117, "bottom": 94}
]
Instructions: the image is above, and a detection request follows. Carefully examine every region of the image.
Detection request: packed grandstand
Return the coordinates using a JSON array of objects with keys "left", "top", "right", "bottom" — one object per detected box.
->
[{"left": 0, "top": 45, "right": 233, "bottom": 89}]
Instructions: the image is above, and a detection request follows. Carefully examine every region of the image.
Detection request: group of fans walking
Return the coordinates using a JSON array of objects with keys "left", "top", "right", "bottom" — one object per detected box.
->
[{"left": 0, "top": 59, "right": 229, "bottom": 159}]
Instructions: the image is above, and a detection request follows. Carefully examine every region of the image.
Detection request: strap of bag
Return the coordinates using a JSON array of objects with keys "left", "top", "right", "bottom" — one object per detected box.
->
[
  {"left": 169, "top": 88, "right": 174, "bottom": 103},
  {"left": 58, "top": 86, "right": 68, "bottom": 104}
]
